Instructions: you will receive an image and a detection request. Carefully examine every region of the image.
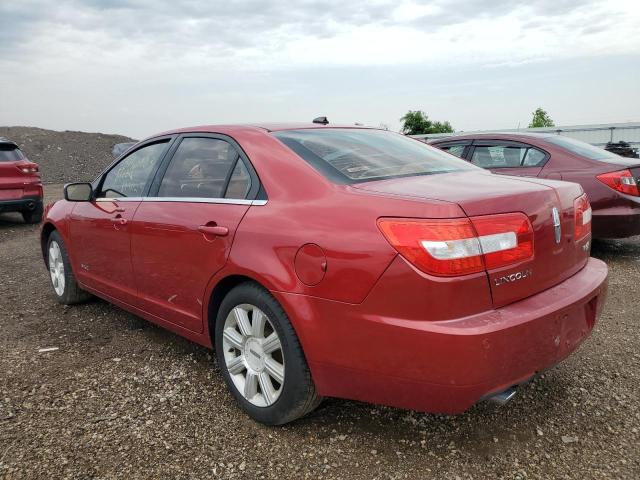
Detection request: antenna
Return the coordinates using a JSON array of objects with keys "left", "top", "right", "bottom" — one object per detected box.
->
[{"left": 313, "top": 116, "right": 329, "bottom": 125}]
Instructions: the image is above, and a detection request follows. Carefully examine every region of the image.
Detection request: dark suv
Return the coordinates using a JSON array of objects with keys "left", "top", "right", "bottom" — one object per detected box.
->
[{"left": 0, "top": 137, "right": 43, "bottom": 223}]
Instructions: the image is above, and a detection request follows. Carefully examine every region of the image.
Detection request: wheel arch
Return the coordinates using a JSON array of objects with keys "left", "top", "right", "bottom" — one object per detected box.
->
[
  {"left": 206, "top": 274, "right": 262, "bottom": 345},
  {"left": 40, "top": 222, "right": 57, "bottom": 264},
  {"left": 204, "top": 272, "right": 312, "bottom": 361}
]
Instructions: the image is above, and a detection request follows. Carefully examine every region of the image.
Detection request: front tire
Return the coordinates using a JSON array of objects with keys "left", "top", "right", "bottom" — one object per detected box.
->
[
  {"left": 215, "top": 282, "right": 321, "bottom": 425},
  {"left": 47, "top": 231, "right": 91, "bottom": 304}
]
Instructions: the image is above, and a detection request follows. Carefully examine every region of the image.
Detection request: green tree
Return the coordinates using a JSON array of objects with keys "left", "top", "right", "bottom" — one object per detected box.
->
[
  {"left": 400, "top": 110, "right": 454, "bottom": 135},
  {"left": 528, "top": 107, "right": 555, "bottom": 128}
]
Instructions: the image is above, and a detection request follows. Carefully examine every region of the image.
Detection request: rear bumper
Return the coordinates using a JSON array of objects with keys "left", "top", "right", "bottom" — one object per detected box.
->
[
  {"left": 0, "top": 196, "right": 43, "bottom": 213},
  {"left": 592, "top": 210, "right": 640, "bottom": 238},
  {"left": 278, "top": 257, "right": 608, "bottom": 414}
]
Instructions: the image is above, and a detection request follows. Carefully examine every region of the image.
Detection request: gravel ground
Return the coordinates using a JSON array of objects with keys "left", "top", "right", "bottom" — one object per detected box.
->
[
  {"left": 0, "top": 127, "right": 135, "bottom": 184},
  {"left": 0, "top": 185, "right": 639, "bottom": 480}
]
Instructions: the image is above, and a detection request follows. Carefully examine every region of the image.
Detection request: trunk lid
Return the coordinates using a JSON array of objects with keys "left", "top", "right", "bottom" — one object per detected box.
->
[
  {"left": 0, "top": 160, "right": 40, "bottom": 189},
  {"left": 355, "top": 171, "right": 590, "bottom": 307}
]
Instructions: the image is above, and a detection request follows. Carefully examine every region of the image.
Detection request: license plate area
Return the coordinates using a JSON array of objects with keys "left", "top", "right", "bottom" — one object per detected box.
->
[{"left": 0, "top": 189, "right": 23, "bottom": 200}]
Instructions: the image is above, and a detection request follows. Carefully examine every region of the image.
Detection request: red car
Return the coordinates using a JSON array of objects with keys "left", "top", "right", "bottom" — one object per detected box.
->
[
  {"left": 41, "top": 124, "right": 608, "bottom": 425},
  {"left": 0, "top": 137, "right": 43, "bottom": 223},
  {"left": 430, "top": 133, "right": 640, "bottom": 239}
]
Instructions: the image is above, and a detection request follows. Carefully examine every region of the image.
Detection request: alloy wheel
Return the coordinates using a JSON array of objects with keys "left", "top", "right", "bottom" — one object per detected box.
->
[
  {"left": 222, "top": 304, "right": 285, "bottom": 407},
  {"left": 48, "top": 241, "right": 65, "bottom": 296}
]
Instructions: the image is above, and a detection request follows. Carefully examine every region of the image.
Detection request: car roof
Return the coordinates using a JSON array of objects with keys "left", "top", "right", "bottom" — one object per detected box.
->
[
  {"left": 0, "top": 137, "right": 19, "bottom": 147},
  {"left": 154, "top": 123, "right": 376, "bottom": 137},
  {"left": 430, "top": 132, "right": 555, "bottom": 143}
]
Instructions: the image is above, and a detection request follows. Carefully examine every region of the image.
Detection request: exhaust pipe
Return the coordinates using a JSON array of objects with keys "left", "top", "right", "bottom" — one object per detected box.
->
[
  {"left": 488, "top": 386, "right": 517, "bottom": 405},
  {"left": 26, "top": 201, "right": 35, "bottom": 210}
]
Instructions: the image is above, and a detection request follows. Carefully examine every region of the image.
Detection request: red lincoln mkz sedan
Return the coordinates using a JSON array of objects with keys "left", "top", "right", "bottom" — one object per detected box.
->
[{"left": 42, "top": 124, "right": 608, "bottom": 424}]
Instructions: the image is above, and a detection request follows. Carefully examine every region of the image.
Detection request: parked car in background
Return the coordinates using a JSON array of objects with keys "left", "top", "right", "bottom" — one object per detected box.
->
[
  {"left": 430, "top": 133, "right": 640, "bottom": 238},
  {"left": 42, "top": 124, "right": 607, "bottom": 424},
  {"left": 0, "top": 137, "right": 43, "bottom": 223}
]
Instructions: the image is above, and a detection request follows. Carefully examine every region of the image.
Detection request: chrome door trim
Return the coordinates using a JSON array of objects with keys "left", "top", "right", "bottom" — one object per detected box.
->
[{"left": 97, "top": 196, "right": 267, "bottom": 206}]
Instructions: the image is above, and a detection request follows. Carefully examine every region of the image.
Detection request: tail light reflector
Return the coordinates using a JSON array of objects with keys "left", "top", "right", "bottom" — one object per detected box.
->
[
  {"left": 378, "top": 213, "right": 534, "bottom": 277},
  {"left": 19, "top": 165, "right": 39, "bottom": 174},
  {"left": 596, "top": 169, "right": 639, "bottom": 196},
  {"left": 574, "top": 193, "right": 592, "bottom": 241}
]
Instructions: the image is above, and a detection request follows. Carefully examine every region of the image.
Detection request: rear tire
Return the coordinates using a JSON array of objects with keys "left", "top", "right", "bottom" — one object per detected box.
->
[
  {"left": 46, "top": 230, "right": 91, "bottom": 304},
  {"left": 215, "top": 282, "right": 321, "bottom": 425},
  {"left": 22, "top": 203, "right": 43, "bottom": 224}
]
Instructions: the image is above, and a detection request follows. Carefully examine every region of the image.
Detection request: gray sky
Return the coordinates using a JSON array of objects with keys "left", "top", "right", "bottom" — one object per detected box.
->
[{"left": 1, "top": 0, "right": 639, "bottom": 139}]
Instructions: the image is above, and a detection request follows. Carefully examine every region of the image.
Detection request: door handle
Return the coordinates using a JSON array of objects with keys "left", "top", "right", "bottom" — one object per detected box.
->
[
  {"left": 198, "top": 224, "right": 229, "bottom": 237},
  {"left": 111, "top": 215, "right": 128, "bottom": 226}
]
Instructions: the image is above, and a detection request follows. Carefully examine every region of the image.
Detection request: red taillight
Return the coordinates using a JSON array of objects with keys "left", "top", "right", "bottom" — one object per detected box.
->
[
  {"left": 596, "top": 169, "right": 639, "bottom": 196},
  {"left": 574, "top": 193, "right": 592, "bottom": 241},
  {"left": 378, "top": 213, "right": 534, "bottom": 277},
  {"left": 471, "top": 213, "right": 534, "bottom": 269}
]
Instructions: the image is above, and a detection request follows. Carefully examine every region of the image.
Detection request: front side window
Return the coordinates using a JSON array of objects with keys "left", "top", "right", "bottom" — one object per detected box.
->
[
  {"left": 273, "top": 129, "right": 476, "bottom": 183},
  {"left": 99, "top": 141, "right": 169, "bottom": 198},
  {"left": 0, "top": 144, "right": 24, "bottom": 162},
  {"left": 440, "top": 144, "right": 466, "bottom": 158},
  {"left": 158, "top": 137, "right": 250, "bottom": 199}
]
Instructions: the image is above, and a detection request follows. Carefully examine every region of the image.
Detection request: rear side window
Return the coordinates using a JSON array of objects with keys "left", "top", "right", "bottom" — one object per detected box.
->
[
  {"left": 544, "top": 135, "right": 623, "bottom": 163},
  {"left": 0, "top": 144, "right": 24, "bottom": 162},
  {"left": 158, "top": 137, "right": 250, "bottom": 199},
  {"left": 471, "top": 145, "right": 547, "bottom": 168},
  {"left": 99, "top": 141, "right": 169, "bottom": 198},
  {"left": 274, "top": 129, "right": 476, "bottom": 183},
  {"left": 523, "top": 148, "right": 546, "bottom": 166}
]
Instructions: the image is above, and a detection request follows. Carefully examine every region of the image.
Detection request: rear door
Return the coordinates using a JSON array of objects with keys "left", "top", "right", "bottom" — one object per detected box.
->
[
  {"left": 130, "top": 134, "right": 260, "bottom": 333},
  {"left": 469, "top": 140, "right": 548, "bottom": 177},
  {"left": 70, "top": 139, "right": 172, "bottom": 305}
]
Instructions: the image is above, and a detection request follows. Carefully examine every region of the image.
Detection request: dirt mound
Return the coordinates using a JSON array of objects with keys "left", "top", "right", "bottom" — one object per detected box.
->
[{"left": 0, "top": 126, "right": 136, "bottom": 184}]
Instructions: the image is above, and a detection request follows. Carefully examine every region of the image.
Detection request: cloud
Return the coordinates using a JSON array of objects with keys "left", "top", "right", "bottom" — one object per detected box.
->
[
  {"left": 3, "top": 0, "right": 638, "bottom": 69},
  {"left": 0, "top": 0, "right": 638, "bottom": 137}
]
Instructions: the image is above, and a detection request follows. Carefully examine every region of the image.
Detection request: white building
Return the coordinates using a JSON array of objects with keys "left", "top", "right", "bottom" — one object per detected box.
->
[{"left": 412, "top": 122, "right": 640, "bottom": 148}]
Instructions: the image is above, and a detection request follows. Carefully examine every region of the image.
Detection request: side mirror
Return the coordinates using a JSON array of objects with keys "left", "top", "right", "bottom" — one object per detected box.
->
[{"left": 64, "top": 182, "right": 93, "bottom": 202}]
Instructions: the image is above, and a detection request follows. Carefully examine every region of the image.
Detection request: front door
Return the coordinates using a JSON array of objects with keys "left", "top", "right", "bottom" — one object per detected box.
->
[
  {"left": 69, "top": 140, "right": 171, "bottom": 305},
  {"left": 131, "top": 135, "right": 256, "bottom": 332}
]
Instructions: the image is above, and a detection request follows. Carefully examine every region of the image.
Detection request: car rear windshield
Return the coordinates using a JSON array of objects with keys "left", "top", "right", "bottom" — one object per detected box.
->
[
  {"left": 544, "top": 135, "right": 625, "bottom": 163},
  {"left": 273, "top": 129, "right": 476, "bottom": 183},
  {"left": 0, "top": 144, "right": 24, "bottom": 162}
]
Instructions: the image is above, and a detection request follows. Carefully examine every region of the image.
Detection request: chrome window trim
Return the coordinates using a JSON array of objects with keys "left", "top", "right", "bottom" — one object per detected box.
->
[
  {"left": 96, "top": 197, "right": 144, "bottom": 202},
  {"left": 97, "top": 196, "right": 267, "bottom": 206},
  {"left": 143, "top": 197, "right": 267, "bottom": 206}
]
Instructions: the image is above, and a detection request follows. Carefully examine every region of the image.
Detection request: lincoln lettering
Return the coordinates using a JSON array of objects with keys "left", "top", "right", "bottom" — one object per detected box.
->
[{"left": 494, "top": 269, "right": 533, "bottom": 286}]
